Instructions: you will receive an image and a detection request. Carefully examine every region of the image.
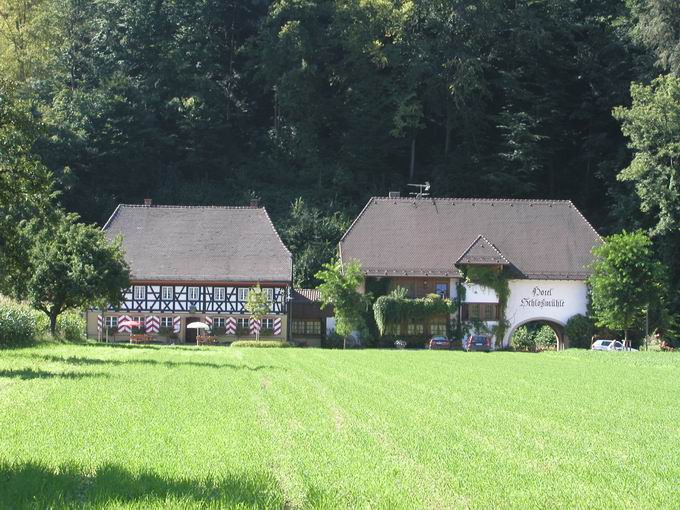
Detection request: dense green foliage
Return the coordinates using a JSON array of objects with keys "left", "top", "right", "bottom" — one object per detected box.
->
[
  {"left": 55, "top": 311, "right": 86, "bottom": 342},
  {"left": 1, "top": 344, "right": 679, "bottom": 508},
  {"left": 20, "top": 211, "right": 130, "bottom": 334},
  {"left": 511, "top": 326, "right": 536, "bottom": 352},
  {"left": 565, "top": 314, "right": 597, "bottom": 348},
  {"left": 2, "top": 0, "right": 680, "bottom": 310},
  {"left": 589, "top": 231, "right": 667, "bottom": 343},
  {"left": 316, "top": 259, "right": 370, "bottom": 340},
  {"left": 511, "top": 324, "right": 558, "bottom": 351},
  {"left": 373, "top": 288, "right": 452, "bottom": 336},
  {"left": 0, "top": 298, "right": 45, "bottom": 346}
]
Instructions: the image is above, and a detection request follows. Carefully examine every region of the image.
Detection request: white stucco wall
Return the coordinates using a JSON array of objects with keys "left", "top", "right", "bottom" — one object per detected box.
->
[
  {"left": 462, "top": 283, "right": 499, "bottom": 303},
  {"left": 502, "top": 279, "right": 588, "bottom": 346}
]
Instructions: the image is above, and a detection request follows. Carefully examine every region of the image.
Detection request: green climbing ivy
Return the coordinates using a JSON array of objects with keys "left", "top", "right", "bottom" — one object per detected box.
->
[
  {"left": 373, "top": 287, "right": 454, "bottom": 336},
  {"left": 462, "top": 266, "right": 511, "bottom": 347}
]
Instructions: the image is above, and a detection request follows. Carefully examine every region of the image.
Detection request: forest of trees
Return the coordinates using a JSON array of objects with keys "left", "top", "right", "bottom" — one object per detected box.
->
[{"left": 1, "top": 0, "right": 679, "bottom": 305}]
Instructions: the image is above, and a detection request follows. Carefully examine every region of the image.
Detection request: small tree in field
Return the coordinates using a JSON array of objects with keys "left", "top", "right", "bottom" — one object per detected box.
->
[
  {"left": 316, "top": 259, "right": 370, "bottom": 344},
  {"left": 22, "top": 212, "right": 130, "bottom": 335},
  {"left": 245, "top": 284, "right": 270, "bottom": 341},
  {"left": 589, "top": 230, "right": 665, "bottom": 347}
]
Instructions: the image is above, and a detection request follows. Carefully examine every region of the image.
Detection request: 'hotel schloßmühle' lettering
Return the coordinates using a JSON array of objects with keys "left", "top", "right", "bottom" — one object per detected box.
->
[{"left": 520, "top": 287, "right": 566, "bottom": 308}]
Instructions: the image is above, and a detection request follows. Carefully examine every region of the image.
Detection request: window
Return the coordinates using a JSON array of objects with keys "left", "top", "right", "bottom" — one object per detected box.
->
[
  {"left": 435, "top": 283, "right": 448, "bottom": 298},
  {"left": 237, "top": 317, "right": 249, "bottom": 329},
  {"left": 238, "top": 288, "right": 249, "bottom": 301},
  {"left": 213, "top": 317, "right": 225, "bottom": 328},
  {"left": 188, "top": 287, "right": 199, "bottom": 301},
  {"left": 463, "top": 303, "right": 498, "bottom": 321},
  {"left": 105, "top": 316, "right": 118, "bottom": 328},
  {"left": 430, "top": 323, "right": 447, "bottom": 336},
  {"left": 161, "top": 317, "right": 173, "bottom": 328},
  {"left": 161, "top": 286, "right": 173, "bottom": 300},
  {"left": 262, "top": 318, "right": 274, "bottom": 330},
  {"left": 407, "top": 323, "right": 424, "bottom": 335},
  {"left": 386, "top": 324, "right": 400, "bottom": 336},
  {"left": 134, "top": 286, "right": 145, "bottom": 300},
  {"left": 292, "top": 320, "right": 321, "bottom": 335},
  {"left": 265, "top": 288, "right": 274, "bottom": 303},
  {"left": 214, "top": 287, "right": 225, "bottom": 301},
  {"left": 133, "top": 316, "right": 145, "bottom": 331}
]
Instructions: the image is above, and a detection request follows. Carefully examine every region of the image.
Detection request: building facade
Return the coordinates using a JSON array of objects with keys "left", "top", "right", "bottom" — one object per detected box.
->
[
  {"left": 340, "top": 196, "right": 602, "bottom": 348},
  {"left": 87, "top": 201, "right": 293, "bottom": 343}
]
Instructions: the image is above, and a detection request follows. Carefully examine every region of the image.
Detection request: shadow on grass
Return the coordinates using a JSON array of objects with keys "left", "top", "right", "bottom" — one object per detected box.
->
[
  {"left": 22, "top": 354, "right": 284, "bottom": 371},
  {"left": 0, "top": 461, "right": 285, "bottom": 508},
  {"left": 0, "top": 369, "right": 109, "bottom": 380}
]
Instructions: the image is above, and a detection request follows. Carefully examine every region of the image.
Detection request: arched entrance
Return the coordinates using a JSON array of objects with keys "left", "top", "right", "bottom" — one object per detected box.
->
[{"left": 506, "top": 318, "right": 566, "bottom": 350}]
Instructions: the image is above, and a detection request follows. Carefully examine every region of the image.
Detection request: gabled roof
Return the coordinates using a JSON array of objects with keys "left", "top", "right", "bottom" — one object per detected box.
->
[
  {"left": 340, "top": 197, "right": 602, "bottom": 280},
  {"left": 456, "top": 235, "right": 509, "bottom": 266},
  {"left": 103, "top": 205, "right": 292, "bottom": 282}
]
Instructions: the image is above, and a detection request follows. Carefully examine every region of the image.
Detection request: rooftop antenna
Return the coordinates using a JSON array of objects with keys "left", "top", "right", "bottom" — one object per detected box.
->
[{"left": 408, "top": 182, "right": 430, "bottom": 199}]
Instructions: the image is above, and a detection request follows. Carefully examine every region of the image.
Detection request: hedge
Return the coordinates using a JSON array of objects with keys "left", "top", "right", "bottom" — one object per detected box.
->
[
  {"left": 0, "top": 298, "right": 46, "bottom": 346},
  {"left": 230, "top": 340, "right": 293, "bottom": 348}
]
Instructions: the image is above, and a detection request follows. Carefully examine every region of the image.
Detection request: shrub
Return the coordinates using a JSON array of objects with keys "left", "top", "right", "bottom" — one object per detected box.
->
[
  {"left": 511, "top": 326, "right": 536, "bottom": 352},
  {"left": 230, "top": 340, "right": 292, "bottom": 348},
  {"left": 0, "top": 298, "right": 42, "bottom": 346},
  {"left": 322, "top": 331, "right": 344, "bottom": 349},
  {"left": 534, "top": 325, "right": 557, "bottom": 350},
  {"left": 565, "top": 314, "right": 595, "bottom": 348},
  {"left": 56, "top": 311, "right": 86, "bottom": 342}
]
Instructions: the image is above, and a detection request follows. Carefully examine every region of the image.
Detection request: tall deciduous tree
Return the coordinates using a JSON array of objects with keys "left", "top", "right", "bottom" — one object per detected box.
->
[
  {"left": 22, "top": 211, "right": 129, "bottom": 334},
  {"left": 588, "top": 230, "right": 666, "bottom": 346},
  {"left": 614, "top": 75, "right": 680, "bottom": 235},
  {"left": 0, "top": 79, "right": 55, "bottom": 292}
]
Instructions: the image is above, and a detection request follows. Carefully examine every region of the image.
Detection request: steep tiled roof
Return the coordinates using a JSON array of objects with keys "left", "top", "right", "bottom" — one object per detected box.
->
[
  {"left": 104, "top": 205, "right": 292, "bottom": 282},
  {"left": 340, "top": 197, "right": 602, "bottom": 280},
  {"left": 292, "top": 288, "right": 322, "bottom": 303},
  {"left": 456, "top": 234, "right": 509, "bottom": 265}
]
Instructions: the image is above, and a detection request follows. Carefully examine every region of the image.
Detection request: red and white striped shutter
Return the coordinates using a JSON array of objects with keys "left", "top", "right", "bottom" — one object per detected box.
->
[
  {"left": 97, "top": 315, "right": 103, "bottom": 333},
  {"left": 118, "top": 315, "right": 131, "bottom": 333},
  {"left": 205, "top": 316, "right": 213, "bottom": 328},
  {"left": 225, "top": 317, "right": 236, "bottom": 335},
  {"left": 146, "top": 316, "right": 160, "bottom": 334},
  {"left": 273, "top": 318, "right": 282, "bottom": 336},
  {"left": 249, "top": 317, "right": 261, "bottom": 335},
  {"left": 173, "top": 316, "right": 181, "bottom": 333}
]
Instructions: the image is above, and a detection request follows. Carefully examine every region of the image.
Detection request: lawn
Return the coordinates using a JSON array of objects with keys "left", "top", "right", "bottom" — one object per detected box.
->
[{"left": 1, "top": 344, "right": 679, "bottom": 509}]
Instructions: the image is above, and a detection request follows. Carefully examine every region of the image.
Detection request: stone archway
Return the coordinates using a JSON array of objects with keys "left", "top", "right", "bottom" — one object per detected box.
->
[{"left": 506, "top": 318, "right": 567, "bottom": 350}]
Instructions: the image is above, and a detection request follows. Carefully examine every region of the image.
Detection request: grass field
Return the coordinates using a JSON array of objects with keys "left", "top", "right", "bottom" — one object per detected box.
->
[{"left": 1, "top": 344, "right": 679, "bottom": 509}]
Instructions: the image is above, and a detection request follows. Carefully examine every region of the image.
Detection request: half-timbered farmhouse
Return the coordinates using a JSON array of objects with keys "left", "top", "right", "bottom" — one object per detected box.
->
[
  {"left": 340, "top": 194, "right": 602, "bottom": 348},
  {"left": 87, "top": 200, "right": 293, "bottom": 343}
]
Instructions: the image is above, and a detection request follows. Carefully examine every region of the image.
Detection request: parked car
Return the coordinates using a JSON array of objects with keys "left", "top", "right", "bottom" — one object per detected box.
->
[
  {"left": 464, "top": 335, "right": 492, "bottom": 352},
  {"left": 591, "top": 339, "right": 638, "bottom": 351},
  {"left": 427, "top": 336, "right": 453, "bottom": 350}
]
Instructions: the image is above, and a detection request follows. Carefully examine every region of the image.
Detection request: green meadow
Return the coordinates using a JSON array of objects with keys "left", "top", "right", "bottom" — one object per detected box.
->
[{"left": 1, "top": 344, "right": 679, "bottom": 509}]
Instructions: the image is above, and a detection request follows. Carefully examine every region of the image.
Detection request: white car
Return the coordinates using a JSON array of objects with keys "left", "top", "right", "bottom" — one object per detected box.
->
[{"left": 591, "top": 339, "right": 637, "bottom": 351}]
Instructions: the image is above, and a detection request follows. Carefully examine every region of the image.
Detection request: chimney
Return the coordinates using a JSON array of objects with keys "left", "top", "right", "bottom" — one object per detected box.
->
[
  {"left": 143, "top": 198, "right": 153, "bottom": 206},
  {"left": 388, "top": 191, "right": 401, "bottom": 198},
  {"left": 250, "top": 198, "right": 260, "bottom": 208}
]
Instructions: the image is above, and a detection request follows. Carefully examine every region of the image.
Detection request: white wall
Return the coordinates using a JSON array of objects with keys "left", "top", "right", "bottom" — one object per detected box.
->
[{"left": 502, "top": 279, "right": 588, "bottom": 346}]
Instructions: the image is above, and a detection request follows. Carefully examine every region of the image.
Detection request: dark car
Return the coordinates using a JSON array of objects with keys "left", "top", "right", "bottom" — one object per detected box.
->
[
  {"left": 464, "top": 335, "right": 492, "bottom": 352},
  {"left": 427, "top": 336, "right": 453, "bottom": 350}
]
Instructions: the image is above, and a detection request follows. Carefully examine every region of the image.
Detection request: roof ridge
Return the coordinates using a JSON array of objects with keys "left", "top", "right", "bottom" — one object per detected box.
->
[
  {"left": 371, "top": 196, "right": 574, "bottom": 204},
  {"left": 102, "top": 204, "right": 122, "bottom": 231},
  {"left": 567, "top": 200, "right": 604, "bottom": 242},
  {"left": 117, "top": 204, "right": 265, "bottom": 210},
  {"left": 260, "top": 206, "right": 293, "bottom": 260}
]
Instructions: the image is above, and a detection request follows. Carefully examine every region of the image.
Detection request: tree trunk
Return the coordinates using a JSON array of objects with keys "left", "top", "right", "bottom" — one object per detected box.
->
[
  {"left": 49, "top": 309, "right": 59, "bottom": 336},
  {"left": 409, "top": 136, "right": 416, "bottom": 181},
  {"left": 624, "top": 328, "right": 629, "bottom": 350}
]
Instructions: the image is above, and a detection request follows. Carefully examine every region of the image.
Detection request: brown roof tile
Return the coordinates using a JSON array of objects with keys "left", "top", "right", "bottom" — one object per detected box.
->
[
  {"left": 104, "top": 205, "right": 292, "bottom": 282},
  {"left": 340, "top": 197, "right": 602, "bottom": 280}
]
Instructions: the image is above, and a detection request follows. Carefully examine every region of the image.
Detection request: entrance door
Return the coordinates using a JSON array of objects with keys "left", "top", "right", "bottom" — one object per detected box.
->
[{"left": 185, "top": 317, "right": 200, "bottom": 344}]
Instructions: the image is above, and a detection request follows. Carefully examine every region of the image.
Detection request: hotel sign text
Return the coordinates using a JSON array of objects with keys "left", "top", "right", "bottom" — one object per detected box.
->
[{"left": 520, "top": 286, "right": 566, "bottom": 309}]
